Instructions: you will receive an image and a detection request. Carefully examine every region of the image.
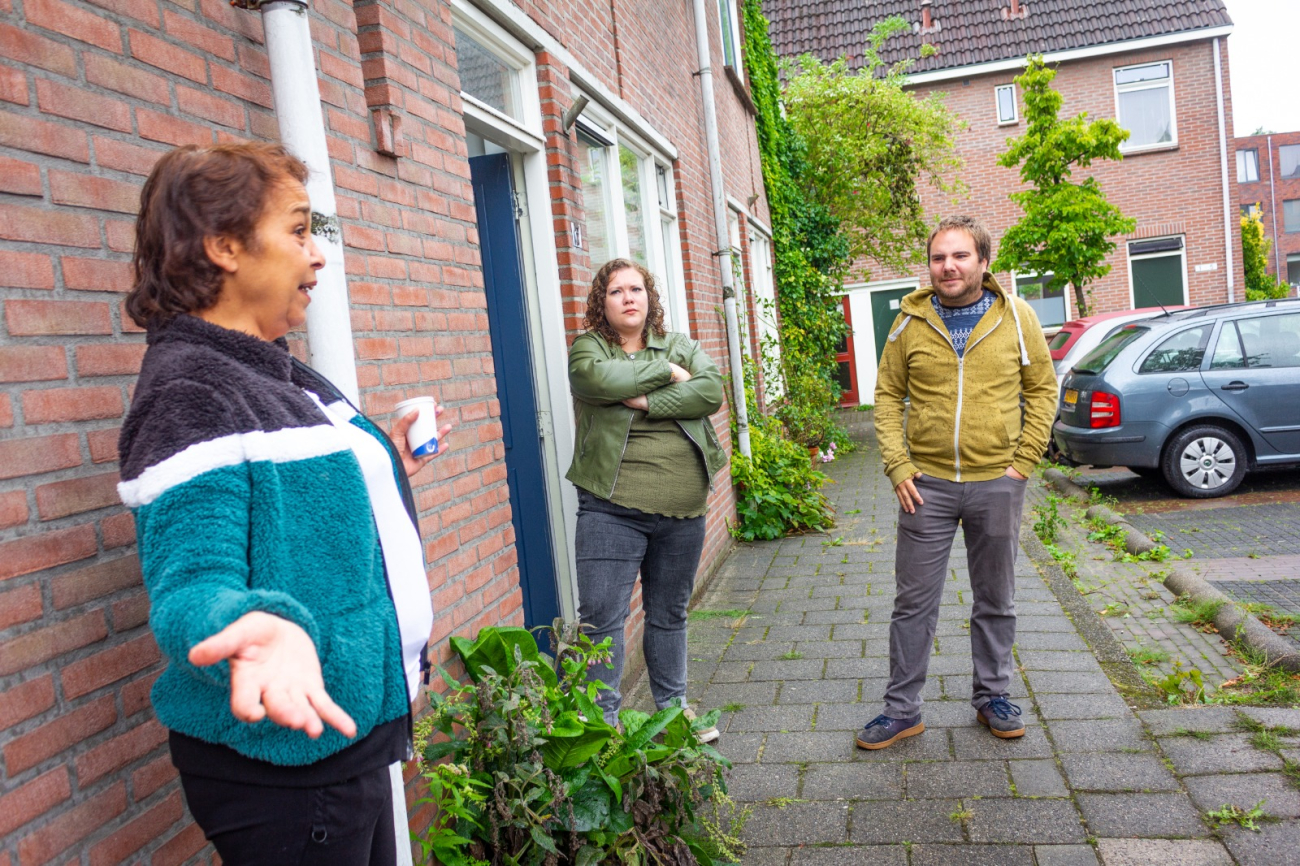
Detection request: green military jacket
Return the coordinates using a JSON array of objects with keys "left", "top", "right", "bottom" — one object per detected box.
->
[{"left": 566, "top": 329, "right": 726, "bottom": 499}]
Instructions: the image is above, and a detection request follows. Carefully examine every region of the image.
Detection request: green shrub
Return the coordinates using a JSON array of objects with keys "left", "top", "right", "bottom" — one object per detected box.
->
[
  {"left": 730, "top": 423, "right": 834, "bottom": 541},
  {"left": 415, "top": 624, "right": 746, "bottom": 866}
]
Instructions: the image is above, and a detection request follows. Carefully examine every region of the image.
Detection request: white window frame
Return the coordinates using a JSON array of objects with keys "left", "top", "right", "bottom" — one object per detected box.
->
[
  {"left": 995, "top": 83, "right": 1017, "bottom": 125},
  {"left": 576, "top": 101, "right": 690, "bottom": 336},
  {"left": 1113, "top": 59, "right": 1177, "bottom": 153},
  {"left": 747, "top": 220, "right": 782, "bottom": 402},
  {"left": 1236, "top": 148, "right": 1260, "bottom": 183},
  {"left": 452, "top": 2, "right": 542, "bottom": 146},
  {"left": 717, "top": 0, "right": 744, "bottom": 79},
  {"left": 1011, "top": 270, "right": 1070, "bottom": 327},
  {"left": 1126, "top": 235, "right": 1189, "bottom": 308}
]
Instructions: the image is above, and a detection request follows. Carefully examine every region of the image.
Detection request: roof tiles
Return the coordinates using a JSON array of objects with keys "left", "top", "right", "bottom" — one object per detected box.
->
[{"left": 761, "top": 0, "right": 1233, "bottom": 73}]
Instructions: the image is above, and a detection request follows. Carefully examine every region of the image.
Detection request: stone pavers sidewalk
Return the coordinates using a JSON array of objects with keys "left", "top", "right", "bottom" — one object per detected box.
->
[{"left": 629, "top": 413, "right": 1300, "bottom": 864}]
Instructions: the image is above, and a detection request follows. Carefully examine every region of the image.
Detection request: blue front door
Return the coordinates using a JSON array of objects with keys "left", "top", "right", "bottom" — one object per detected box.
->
[{"left": 469, "top": 153, "right": 561, "bottom": 629}]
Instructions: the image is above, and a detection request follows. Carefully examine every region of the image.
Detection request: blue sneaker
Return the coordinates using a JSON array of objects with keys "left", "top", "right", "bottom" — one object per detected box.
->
[
  {"left": 977, "top": 697, "right": 1025, "bottom": 739},
  {"left": 855, "top": 713, "right": 924, "bottom": 750}
]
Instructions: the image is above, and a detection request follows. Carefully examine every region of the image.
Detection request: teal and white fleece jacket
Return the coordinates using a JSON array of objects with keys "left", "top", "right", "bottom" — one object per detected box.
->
[{"left": 118, "top": 315, "right": 431, "bottom": 767}]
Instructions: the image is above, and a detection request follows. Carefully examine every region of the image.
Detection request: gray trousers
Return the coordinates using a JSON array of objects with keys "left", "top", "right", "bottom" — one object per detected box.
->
[
  {"left": 575, "top": 491, "right": 705, "bottom": 724},
  {"left": 884, "top": 473, "right": 1027, "bottom": 718}
]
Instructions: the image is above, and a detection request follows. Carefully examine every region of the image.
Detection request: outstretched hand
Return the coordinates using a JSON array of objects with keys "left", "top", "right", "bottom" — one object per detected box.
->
[
  {"left": 189, "top": 612, "right": 357, "bottom": 740},
  {"left": 391, "top": 404, "right": 453, "bottom": 478}
]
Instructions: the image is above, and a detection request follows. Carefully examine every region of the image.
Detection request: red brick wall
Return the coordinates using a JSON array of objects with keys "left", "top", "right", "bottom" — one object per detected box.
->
[
  {"left": 855, "top": 39, "right": 1244, "bottom": 315},
  {"left": 1237, "top": 130, "right": 1300, "bottom": 287},
  {"left": 0, "top": 0, "right": 768, "bottom": 861}
]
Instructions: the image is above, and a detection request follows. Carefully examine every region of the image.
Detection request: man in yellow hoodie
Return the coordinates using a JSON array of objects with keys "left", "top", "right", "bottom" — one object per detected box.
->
[{"left": 858, "top": 215, "right": 1057, "bottom": 750}]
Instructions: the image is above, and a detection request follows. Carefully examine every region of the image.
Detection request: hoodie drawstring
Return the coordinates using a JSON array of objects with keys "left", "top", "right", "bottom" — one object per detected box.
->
[
  {"left": 1007, "top": 298, "right": 1031, "bottom": 366},
  {"left": 888, "top": 315, "right": 912, "bottom": 343}
]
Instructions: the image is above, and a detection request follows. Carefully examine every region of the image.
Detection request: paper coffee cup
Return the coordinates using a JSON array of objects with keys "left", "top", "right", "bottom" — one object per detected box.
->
[{"left": 395, "top": 396, "right": 439, "bottom": 457}]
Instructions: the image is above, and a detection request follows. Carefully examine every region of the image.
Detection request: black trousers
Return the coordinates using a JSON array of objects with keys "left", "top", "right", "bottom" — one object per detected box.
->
[{"left": 179, "top": 764, "right": 397, "bottom": 866}]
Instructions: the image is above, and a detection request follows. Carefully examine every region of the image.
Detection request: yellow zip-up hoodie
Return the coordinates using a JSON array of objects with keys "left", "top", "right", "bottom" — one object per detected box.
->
[{"left": 874, "top": 272, "right": 1058, "bottom": 488}]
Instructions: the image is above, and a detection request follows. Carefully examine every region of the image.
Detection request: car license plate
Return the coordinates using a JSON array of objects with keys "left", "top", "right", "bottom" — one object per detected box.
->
[{"left": 1064, "top": 389, "right": 1078, "bottom": 407}]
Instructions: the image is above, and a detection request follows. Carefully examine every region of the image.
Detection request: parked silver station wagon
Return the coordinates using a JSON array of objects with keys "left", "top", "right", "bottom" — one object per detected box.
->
[{"left": 1053, "top": 298, "right": 1300, "bottom": 498}]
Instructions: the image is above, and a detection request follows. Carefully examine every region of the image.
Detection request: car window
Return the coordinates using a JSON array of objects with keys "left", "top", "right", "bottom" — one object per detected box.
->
[
  {"left": 1209, "top": 322, "right": 1246, "bottom": 369},
  {"left": 1236, "top": 312, "right": 1300, "bottom": 369},
  {"left": 1139, "top": 325, "right": 1210, "bottom": 373},
  {"left": 1074, "top": 325, "right": 1148, "bottom": 374},
  {"left": 1048, "top": 331, "right": 1071, "bottom": 351}
]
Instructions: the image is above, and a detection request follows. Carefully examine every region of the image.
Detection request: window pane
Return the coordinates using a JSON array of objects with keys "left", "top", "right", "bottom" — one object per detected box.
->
[
  {"left": 1115, "top": 62, "right": 1169, "bottom": 85},
  {"left": 1075, "top": 326, "right": 1147, "bottom": 374},
  {"left": 1241, "top": 204, "right": 1259, "bottom": 218},
  {"left": 1289, "top": 255, "right": 1300, "bottom": 287},
  {"left": 1016, "top": 274, "right": 1065, "bottom": 326},
  {"left": 718, "top": 0, "right": 736, "bottom": 67},
  {"left": 1139, "top": 326, "right": 1208, "bottom": 374},
  {"left": 1237, "top": 149, "right": 1259, "bottom": 183},
  {"left": 1281, "top": 145, "right": 1300, "bottom": 179},
  {"left": 1132, "top": 253, "right": 1184, "bottom": 307},
  {"left": 1119, "top": 87, "right": 1173, "bottom": 147},
  {"left": 454, "top": 27, "right": 517, "bottom": 119},
  {"left": 997, "top": 86, "right": 1015, "bottom": 122},
  {"left": 656, "top": 164, "right": 670, "bottom": 211},
  {"left": 581, "top": 144, "right": 611, "bottom": 266},
  {"left": 1237, "top": 313, "right": 1300, "bottom": 369},
  {"left": 1285, "top": 200, "right": 1300, "bottom": 233},
  {"left": 619, "top": 146, "right": 647, "bottom": 266},
  {"left": 1209, "top": 322, "right": 1245, "bottom": 369}
]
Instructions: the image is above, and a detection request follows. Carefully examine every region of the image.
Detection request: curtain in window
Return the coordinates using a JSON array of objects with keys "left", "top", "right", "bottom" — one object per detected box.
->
[
  {"left": 1119, "top": 88, "right": 1172, "bottom": 147},
  {"left": 582, "top": 144, "right": 612, "bottom": 266}
]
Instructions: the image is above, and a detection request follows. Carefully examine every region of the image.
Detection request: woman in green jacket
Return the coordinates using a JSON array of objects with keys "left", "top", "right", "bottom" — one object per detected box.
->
[{"left": 566, "top": 258, "right": 726, "bottom": 741}]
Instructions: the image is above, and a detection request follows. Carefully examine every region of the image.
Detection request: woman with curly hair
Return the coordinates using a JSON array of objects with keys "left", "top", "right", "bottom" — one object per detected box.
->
[{"left": 565, "top": 258, "right": 727, "bottom": 741}]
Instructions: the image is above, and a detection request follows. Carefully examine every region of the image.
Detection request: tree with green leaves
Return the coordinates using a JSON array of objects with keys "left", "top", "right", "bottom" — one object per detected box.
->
[
  {"left": 992, "top": 56, "right": 1136, "bottom": 316},
  {"left": 1241, "top": 208, "right": 1291, "bottom": 300},
  {"left": 781, "top": 17, "right": 962, "bottom": 280}
]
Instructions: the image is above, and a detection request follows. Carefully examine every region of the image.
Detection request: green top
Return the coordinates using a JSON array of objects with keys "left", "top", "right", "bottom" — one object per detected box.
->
[{"left": 609, "top": 411, "right": 710, "bottom": 518}]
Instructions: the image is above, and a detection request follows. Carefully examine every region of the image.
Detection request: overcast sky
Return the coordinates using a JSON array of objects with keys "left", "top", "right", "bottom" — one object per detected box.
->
[{"left": 1222, "top": 0, "right": 1300, "bottom": 136}]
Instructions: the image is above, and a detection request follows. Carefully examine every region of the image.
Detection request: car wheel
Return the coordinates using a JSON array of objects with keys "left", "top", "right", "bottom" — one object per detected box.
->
[{"left": 1161, "top": 425, "right": 1247, "bottom": 498}]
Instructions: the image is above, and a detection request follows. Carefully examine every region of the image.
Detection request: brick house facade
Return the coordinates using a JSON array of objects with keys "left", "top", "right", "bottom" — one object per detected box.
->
[
  {"left": 0, "top": 0, "right": 773, "bottom": 860},
  {"left": 763, "top": 0, "right": 1245, "bottom": 403},
  {"left": 1236, "top": 130, "right": 1300, "bottom": 288}
]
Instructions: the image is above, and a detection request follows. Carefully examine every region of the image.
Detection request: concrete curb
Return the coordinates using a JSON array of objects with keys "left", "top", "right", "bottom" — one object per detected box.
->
[{"left": 1042, "top": 468, "right": 1300, "bottom": 673}]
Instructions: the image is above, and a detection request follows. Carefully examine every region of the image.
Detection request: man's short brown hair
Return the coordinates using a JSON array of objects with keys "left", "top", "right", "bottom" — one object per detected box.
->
[{"left": 927, "top": 215, "right": 993, "bottom": 264}]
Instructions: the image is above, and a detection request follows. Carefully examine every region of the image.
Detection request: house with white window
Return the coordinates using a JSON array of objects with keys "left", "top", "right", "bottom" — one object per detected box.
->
[{"left": 763, "top": 0, "right": 1243, "bottom": 403}]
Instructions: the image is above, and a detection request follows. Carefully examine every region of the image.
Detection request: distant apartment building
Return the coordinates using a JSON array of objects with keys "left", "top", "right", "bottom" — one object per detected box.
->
[{"left": 1236, "top": 130, "right": 1300, "bottom": 288}]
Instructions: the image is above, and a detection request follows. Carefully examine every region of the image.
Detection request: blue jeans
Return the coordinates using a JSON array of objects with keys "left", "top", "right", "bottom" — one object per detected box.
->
[{"left": 575, "top": 490, "right": 706, "bottom": 724}]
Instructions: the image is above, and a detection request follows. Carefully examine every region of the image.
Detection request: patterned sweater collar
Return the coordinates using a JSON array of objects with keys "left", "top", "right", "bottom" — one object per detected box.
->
[{"left": 148, "top": 314, "right": 293, "bottom": 382}]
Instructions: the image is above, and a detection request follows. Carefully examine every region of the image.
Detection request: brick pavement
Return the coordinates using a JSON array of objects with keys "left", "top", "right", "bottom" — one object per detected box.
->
[
  {"left": 1126, "top": 505, "right": 1300, "bottom": 559},
  {"left": 625, "top": 413, "right": 1300, "bottom": 864}
]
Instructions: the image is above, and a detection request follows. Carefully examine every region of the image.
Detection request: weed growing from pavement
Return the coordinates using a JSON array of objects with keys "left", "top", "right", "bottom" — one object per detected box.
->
[
  {"left": 948, "top": 808, "right": 973, "bottom": 823},
  {"left": 1239, "top": 603, "right": 1298, "bottom": 635},
  {"left": 1032, "top": 495, "right": 1067, "bottom": 545},
  {"left": 1213, "top": 642, "right": 1300, "bottom": 706},
  {"left": 721, "top": 703, "right": 746, "bottom": 713},
  {"left": 1169, "top": 595, "right": 1226, "bottom": 632},
  {"left": 1206, "top": 800, "right": 1270, "bottom": 831},
  {"left": 778, "top": 650, "right": 805, "bottom": 660},
  {"left": 1100, "top": 602, "right": 1130, "bottom": 618},
  {"left": 1169, "top": 727, "right": 1213, "bottom": 739},
  {"left": 690, "top": 608, "right": 752, "bottom": 621},
  {"left": 1148, "top": 661, "right": 1208, "bottom": 705},
  {"left": 1128, "top": 646, "right": 1170, "bottom": 666},
  {"left": 763, "top": 797, "right": 804, "bottom": 809}
]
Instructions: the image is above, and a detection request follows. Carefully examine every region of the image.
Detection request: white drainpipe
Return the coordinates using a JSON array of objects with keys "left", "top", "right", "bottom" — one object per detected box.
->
[
  {"left": 245, "top": 0, "right": 360, "bottom": 404},
  {"left": 237, "top": 3, "right": 404, "bottom": 860},
  {"left": 691, "top": 0, "right": 751, "bottom": 457},
  {"left": 1213, "top": 37, "right": 1235, "bottom": 304}
]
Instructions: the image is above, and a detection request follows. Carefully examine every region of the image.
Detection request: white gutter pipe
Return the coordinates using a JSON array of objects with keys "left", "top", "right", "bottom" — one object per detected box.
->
[
  {"left": 1213, "top": 37, "right": 1234, "bottom": 303},
  {"left": 245, "top": 0, "right": 360, "bottom": 405},
  {"left": 238, "top": 4, "right": 402, "bottom": 860},
  {"left": 691, "top": 0, "right": 751, "bottom": 457},
  {"left": 1268, "top": 134, "right": 1282, "bottom": 278}
]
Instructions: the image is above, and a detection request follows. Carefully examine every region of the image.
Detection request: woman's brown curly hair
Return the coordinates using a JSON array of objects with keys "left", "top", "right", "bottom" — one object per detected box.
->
[{"left": 583, "top": 258, "right": 667, "bottom": 347}]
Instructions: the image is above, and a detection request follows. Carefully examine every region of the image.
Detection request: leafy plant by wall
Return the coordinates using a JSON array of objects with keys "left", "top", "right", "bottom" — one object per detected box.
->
[{"left": 1241, "top": 208, "right": 1290, "bottom": 300}]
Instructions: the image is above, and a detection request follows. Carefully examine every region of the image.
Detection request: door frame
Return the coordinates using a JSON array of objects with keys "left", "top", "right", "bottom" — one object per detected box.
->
[
  {"left": 1126, "top": 235, "right": 1189, "bottom": 309},
  {"left": 835, "top": 295, "right": 860, "bottom": 406},
  {"left": 456, "top": 3, "right": 578, "bottom": 621},
  {"left": 844, "top": 277, "right": 920, "bottom": 405}
]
